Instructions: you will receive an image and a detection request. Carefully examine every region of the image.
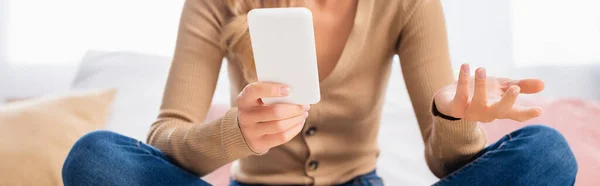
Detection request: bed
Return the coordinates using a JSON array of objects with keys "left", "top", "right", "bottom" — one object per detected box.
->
[{"left": 2, "top": 51, "right": 597, "bottom": 185}]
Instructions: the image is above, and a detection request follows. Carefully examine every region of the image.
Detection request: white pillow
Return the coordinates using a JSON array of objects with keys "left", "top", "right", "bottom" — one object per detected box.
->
[
  {"left": 71, "top": 51, "right": 171, "bottom": 141},
  {"left": 71, "top": 50, "right": 233, "bottom": 142}
]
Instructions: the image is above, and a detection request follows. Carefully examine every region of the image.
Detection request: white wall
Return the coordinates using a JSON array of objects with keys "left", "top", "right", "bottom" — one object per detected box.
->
[
  {"left": 0, "top": 0, "right": 7, "bottom": 60},
  {"left": 0, "top": 0, "right": 185, "bottom": 101},
  {"left": 0, "top": 0, "right": 9, "bottom": 102},
  {"left": 441, "top": 0, "right": 514, "bottom": 75},
  {"left": 441, "top": 0, "right": 600, "bottom": 70},
  {"left": 512, "top": 0, "right": 600, "bottom": 67},
  {"left": 5, "top": 0, "right": 184, "bottom": 65}
]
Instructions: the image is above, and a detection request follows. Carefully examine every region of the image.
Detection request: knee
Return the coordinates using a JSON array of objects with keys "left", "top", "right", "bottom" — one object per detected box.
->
[
  {"left": 517, "top": 125, "right": 571, "bottom": 152},
  {"left": 62, "top": 131, "right": 122, "bottom": 184},
  {"left": 513, "top": 125, "right": 578, "bottom": 179},
  {"left": 66, "top": 130, "right": 121, "bottom": 157}
]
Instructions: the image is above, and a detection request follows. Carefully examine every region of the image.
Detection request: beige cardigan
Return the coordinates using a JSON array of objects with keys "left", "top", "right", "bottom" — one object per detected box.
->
[{"left": 147, "top": 0, "right": 487, "bottom": 185}]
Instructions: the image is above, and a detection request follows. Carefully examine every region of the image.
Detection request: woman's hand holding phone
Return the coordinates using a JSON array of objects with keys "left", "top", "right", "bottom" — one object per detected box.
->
[{"left": 237, "top": 82, "right": 310, "bottom": 154}]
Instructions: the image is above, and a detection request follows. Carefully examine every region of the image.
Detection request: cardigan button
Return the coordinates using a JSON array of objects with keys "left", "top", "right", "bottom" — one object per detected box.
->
[
  {"left": 305, "top": 126, "right": 317, "bottom": 136},
  {"left": 308, "top": 160, "right": 319, "bottom": 171}
]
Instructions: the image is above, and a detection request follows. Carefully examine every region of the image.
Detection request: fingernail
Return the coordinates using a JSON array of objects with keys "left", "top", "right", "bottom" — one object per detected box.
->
[
  {"left": 462, "top": 64, "right": 470, "bottom": 73},
  {"left": 303, "top": 104, "right": 311, "bottom": 111},
  {"left": 536, "top": 108, "right": 542, "bottom": 116},
  {"left": 477, "top": 68, "right": 486, "bottom": 79},
  {"left": 512, "top": 87, "right": 520, "bottom": 94},
  {"left": 280, "top": 86, "right": 290, "bottom": 95},
  {"left": 534, "top": 108, "right": 542, "bottom": 116}
]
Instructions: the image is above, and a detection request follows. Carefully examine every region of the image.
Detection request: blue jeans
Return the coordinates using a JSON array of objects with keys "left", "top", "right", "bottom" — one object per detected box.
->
[{"left": 62, "top": 125, "right": 577, "bottom": 186}]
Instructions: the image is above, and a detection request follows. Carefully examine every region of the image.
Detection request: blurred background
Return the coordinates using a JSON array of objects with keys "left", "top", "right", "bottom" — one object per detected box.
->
[
  {"left": 0, "top": 0, "right": 598, "bottom": 185},
  {"left": 1, "top": 0, "right": 599, "bottom": 102}
]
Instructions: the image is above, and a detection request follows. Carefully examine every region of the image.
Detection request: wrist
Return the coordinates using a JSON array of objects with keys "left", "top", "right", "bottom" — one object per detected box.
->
[{"left": 432, "top": 100, "right": 461, "bottom": 121}]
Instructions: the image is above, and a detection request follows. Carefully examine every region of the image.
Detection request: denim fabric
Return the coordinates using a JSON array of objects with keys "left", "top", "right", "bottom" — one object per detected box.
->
[
  {"left": 433, "top": 125, "right": 577, "bottom": 186},
  {"left": 62, "top": 131, "right": 211, "bottom": 186},
  {"left": 62, "top": 125, "right": 576, "bottom": 186}
]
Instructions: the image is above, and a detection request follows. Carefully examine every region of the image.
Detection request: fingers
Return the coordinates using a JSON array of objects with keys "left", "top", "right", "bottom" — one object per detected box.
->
[
  {"left": 238, "top": 82, "right": 289, "bottom": 108},
  {"left": 469, "top": 68, "right": 488, "bottom": 112},
  {"left": 261, "top": 117, "right": 306, "bottom": 147},
  {"left": 490, "top": 85, "right": 520, "bottom": 118},
  {"left": 248, "top": 104, "right": 309, "bottom": 123},
  {"left": 507, "top": 105, "right": 542, "bottom": 122},
  {"left": 448, "top": 65, "right": 543, "bottom": 123},
  {"left": 506, "top": 79, "right": 545, "bottom": 94},
  {"left": 258, "top": 112, "right": 309, "bottom": 134},
  {"left": 452, "top": 64, "right": 470, "bottom": 112}
]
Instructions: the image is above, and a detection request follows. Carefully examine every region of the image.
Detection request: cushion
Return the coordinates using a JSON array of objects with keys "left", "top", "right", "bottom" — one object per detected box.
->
[
  {"left": 0, "top": 89, "right": 116, "bottom": 186},
  {"left": 71, "top": 51, "right": 172, "bottom": 141}
]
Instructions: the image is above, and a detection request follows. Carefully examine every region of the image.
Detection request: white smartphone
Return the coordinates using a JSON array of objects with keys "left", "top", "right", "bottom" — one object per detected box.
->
[{"left": 247, "top": 8, "right": 321, "bottom": 105}]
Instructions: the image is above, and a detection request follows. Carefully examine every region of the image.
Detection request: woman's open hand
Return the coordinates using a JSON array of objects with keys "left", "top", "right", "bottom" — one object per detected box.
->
[
  {"left": 237, "top": 82, "right": 309, "bottom": 154},
  {"left": 434, "top": 64, "right": 545, "bottom": 123}
]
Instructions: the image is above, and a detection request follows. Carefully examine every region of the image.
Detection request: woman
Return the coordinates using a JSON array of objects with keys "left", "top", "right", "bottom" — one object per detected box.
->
[{"left": 62, "top": 0, "right": 578, "bottom": 185}]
